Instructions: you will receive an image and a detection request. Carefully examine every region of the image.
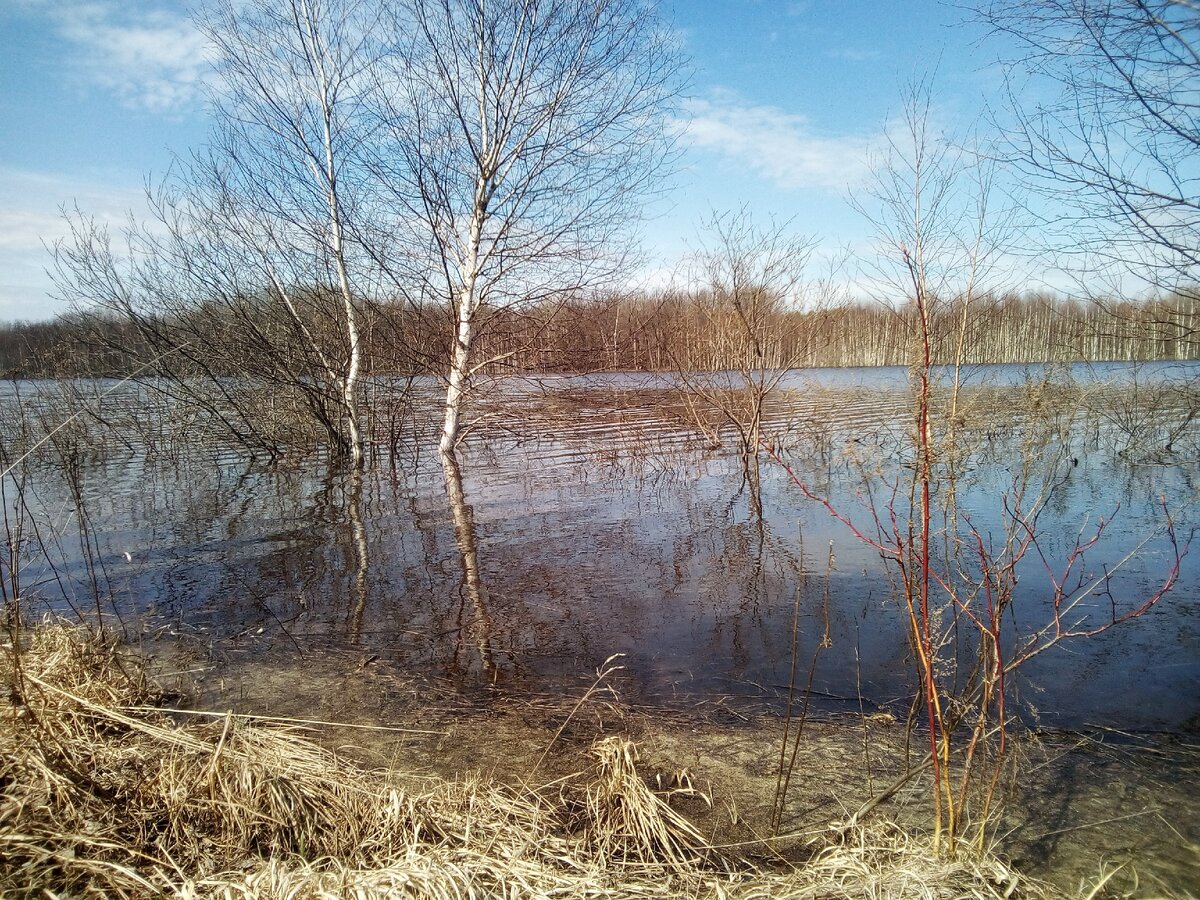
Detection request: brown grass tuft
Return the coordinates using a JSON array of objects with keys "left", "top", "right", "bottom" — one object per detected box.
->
[{"left": 1, "top": 625, "right": 1054, "bottom": 898}]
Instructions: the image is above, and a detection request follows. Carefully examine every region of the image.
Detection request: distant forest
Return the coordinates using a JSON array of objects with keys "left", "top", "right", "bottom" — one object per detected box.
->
[{"left": 1, "top": 289, "right": 1196, "bottom": 380}]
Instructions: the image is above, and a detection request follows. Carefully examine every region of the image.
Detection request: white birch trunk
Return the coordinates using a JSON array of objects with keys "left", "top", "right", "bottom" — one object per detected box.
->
[
  {"left": 440, "top": 297, "right": 474, "bottom": 455},
  {"left": 439, "top": 185, "right": 486, "bottom": 455},
  {"left": 305, "top": 0, "right": 364, "bottom": 469}
]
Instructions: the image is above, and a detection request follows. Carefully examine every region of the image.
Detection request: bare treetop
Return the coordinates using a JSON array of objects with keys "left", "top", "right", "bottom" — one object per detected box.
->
[
  {"left": 982, "top": 0, "right": 1199, "bottom": 297},
  {"left": 370, "top": 0, "right": 685, "bottom": 452},
  {"left": 378, "top": 0, "right": 683, "bottom": 305}
]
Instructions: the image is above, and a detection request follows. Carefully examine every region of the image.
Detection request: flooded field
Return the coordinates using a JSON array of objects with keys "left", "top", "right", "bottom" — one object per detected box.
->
[
  {"left": 7, "top": 361, "right": 1196, "bottom": 729},
  {"left": 4, "top": 360, "right": 1199, "bottom": 893}
]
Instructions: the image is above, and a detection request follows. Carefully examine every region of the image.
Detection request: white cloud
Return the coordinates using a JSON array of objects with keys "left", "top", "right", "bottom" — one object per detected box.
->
[
  {"left": 684, "top": 92, "right": 874, "bottom": 193},
  {"left": 34, "top": 1, "right": 212, "bottom": 113}
]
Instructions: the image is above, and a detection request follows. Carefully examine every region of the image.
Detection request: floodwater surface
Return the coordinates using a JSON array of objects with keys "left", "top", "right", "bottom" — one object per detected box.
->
[{"left": 5, "top": 362, "right": 1198, "bottom": 731}]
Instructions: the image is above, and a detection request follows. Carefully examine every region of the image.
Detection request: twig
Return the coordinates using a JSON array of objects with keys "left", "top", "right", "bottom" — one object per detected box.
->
[
  {"left": 1031, "top": 808, "right": 1161, "bottom": 841},
  {"left": 531, "top": 652, "right": 625, "bottom": 776},
  {"left": 119, "top": 705, "right": 449, "bottom": 736}
]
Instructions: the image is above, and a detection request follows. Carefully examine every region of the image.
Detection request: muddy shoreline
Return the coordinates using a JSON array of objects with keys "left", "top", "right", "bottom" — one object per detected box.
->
[{"left": 147, "top": 633, "right": 1200, "bottom": 898}]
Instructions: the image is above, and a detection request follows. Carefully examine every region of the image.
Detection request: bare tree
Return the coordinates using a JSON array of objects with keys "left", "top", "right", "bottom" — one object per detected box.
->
[
  {"left": 853, "top": 81, "right": 1022, "bottom": 499},
  {"left": 53, "top": 0, "right": 384, "bottom": 464},
  {"left": 673, "top": 210, "right": 827, "bottom": 461},
  {"left": 199, "top": 0, "right": 383, "bottom": 465},
  {"left": 982, "top": 0, "right": 1200, "bottom": 326},
  {"left": 373, "top": 0, "right": 684, "bottom": 458},
  {"left": 764, "top": 81, "right": 1185, "bottom": 854},
  {"left": 841, "top": 83, "right": 1018, "bottom": 851}
]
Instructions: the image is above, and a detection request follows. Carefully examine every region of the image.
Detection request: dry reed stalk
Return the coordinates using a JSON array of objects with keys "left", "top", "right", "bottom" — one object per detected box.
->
[
  {"left": 581, "top": 736, "right": 710, "bottom": 869},
  {"left": 2, "top": 624, "right": 1054, "bottom": 899}
]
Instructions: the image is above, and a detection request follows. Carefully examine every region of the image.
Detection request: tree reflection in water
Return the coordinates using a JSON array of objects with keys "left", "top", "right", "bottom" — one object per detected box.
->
[
  {"left": 346, "top": 464, "right": 369, "bottom": 642},
  {"left": 441, "top": 449, "right": 497, "bottom": 684},
  {"left": 5, "top": 366, "right": 1196, "bottom": 730}
]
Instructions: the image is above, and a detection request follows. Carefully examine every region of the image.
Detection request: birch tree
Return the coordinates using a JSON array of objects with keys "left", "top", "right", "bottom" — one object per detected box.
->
[
  {"left": 199, "top": 0, "right": 380, "bottom": 465},
  {"left": 53, "top": 0, "right": 383, "bottom": 464},
  {"left": 375, "top": 0, "right": 683, "bottom": 456},
  {"left": 674, "top": 210, "right": 825, "bottom": 460}
]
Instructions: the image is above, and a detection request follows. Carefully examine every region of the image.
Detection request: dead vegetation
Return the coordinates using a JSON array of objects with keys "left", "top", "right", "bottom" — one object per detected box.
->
[{"left": 0, "top": 625, "right": 1055, "bottom": 899}]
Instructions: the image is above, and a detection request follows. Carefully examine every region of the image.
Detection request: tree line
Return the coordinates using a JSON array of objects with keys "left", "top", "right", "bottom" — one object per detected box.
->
[{"left": 3, "top": 288, "right": 1196, "bottom": 379}]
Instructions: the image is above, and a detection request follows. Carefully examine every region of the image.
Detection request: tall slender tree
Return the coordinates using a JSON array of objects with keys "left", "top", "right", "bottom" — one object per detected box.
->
[
  {"left": 374, "top": 0, "right": 684, "bottom": 457},
  {"left": 198, "top": 0, "right": 381, "bottom": 466},
  {"left": 54, "top": 0, "right": 385, "bottom": 463}
]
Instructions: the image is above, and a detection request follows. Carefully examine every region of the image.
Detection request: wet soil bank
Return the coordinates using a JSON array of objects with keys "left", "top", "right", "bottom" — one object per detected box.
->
[{"left": 149, "top": 637, "right": 1200, "bottom": 898}]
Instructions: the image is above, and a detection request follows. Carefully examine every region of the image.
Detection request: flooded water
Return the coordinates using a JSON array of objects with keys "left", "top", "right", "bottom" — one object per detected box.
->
[{"left": 4, "top": 361, "right": 1198, "bottom": 732}]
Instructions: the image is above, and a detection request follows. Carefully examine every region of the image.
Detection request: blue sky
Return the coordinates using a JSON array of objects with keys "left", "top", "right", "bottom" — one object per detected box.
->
[{"left": 0, "top": 0, "right": 1013, "bottom": 322}]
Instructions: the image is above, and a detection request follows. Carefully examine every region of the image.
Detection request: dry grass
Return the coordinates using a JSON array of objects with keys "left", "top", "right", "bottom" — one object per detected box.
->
[{"left": 1, "top": 625, "right": 1052, "bottom": 898}]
